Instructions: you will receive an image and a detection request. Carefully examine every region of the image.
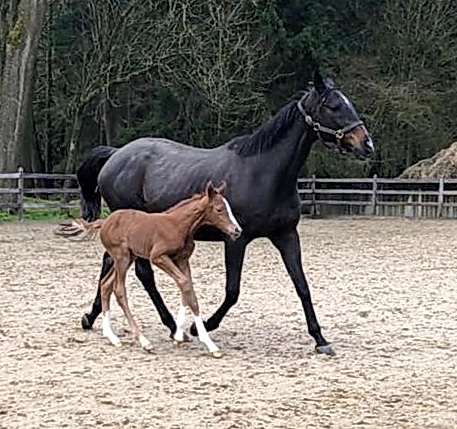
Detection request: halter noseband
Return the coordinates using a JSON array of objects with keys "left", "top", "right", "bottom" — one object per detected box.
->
[{"left": 296, "top": 92, "right": 364, "bottom": 149}]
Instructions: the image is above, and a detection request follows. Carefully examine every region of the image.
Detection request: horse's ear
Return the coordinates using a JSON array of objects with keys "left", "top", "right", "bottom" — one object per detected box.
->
[
  {"left": 313, "top": 68, "right": 327, "bottom": 94},
  {"left": 216, "top": 180, "right": 226, "bottom": 194},
  {"left": 205, "top": 181, "right": 216, "bottom": 199}
]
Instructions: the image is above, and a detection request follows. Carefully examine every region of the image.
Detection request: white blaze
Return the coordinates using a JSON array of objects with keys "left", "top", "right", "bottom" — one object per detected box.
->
[
  {"left": 222, "top": 197, "right": 241, "bottom": 231},
  {"left": 340, "top": 92, "right": 352, "bottom": 107}
]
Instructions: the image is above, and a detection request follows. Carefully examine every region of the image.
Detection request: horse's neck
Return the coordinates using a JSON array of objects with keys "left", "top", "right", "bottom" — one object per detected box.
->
[
  {"left": 168, "top": 199, "right": 206, "bottom": 237},
  {"left": 253, "top": 116, "right": 314, "bottom": 188}
]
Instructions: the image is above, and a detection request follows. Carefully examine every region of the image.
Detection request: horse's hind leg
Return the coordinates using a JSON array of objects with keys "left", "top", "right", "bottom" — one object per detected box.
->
[
  {"left": 100, "top": 266, "right": 122, "bottom": 347},
  {"left": 113, "top": 256, "right": 153, "bottom": 352},
  {"left": 134, "top": 258, "right": 178, "bottom": 340},
  {"left": 82, "top": 252, "right": 113, "bottom": 330}
]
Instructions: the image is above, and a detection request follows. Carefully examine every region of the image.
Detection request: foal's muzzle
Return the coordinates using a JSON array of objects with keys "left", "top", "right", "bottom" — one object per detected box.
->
[{"left": 229, "top": 225, "right": 242, "bottom": 241}]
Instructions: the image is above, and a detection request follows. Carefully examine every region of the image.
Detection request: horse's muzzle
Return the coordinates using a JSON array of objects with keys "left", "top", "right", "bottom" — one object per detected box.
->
[
  {"left": 363, "top": 136, "right": 375, "bottom": 157},
  {"left": 229, "top": 226, "right": 242, "bottom": 241}
]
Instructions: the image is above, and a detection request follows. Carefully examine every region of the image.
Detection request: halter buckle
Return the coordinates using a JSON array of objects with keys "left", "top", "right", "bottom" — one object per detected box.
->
[{"left": 335, "top": 130, "right": 344, "bottom": 140}]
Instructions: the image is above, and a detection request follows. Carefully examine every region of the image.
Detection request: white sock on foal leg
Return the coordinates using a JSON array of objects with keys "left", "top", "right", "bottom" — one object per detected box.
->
[
  {"left": 173, "top": 304, "right": 187, "bottom": 342},
  {"left": 194, "top": 315, "right": 219, "bottom": 353},
  {"left": 138, "top": 335, "right": 152, "bottom": 349},
  {"left": 102, "top": 311, "right": 121, "bottom": 346}
]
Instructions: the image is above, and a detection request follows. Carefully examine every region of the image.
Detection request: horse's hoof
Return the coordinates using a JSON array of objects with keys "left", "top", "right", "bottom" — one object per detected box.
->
[
  {"left": 315, "top": 344, "right": 336, "bottom": 356},
  {"left": 169, "top": 331, "right": 190, "bottom": 341},
  {"left": 81, "top": 313, "right": 93, "bottom": 330},
  {"left": 172, "top": 339, "right": 187, "bottom": 348},
  {"left": 113, "top": 341, "right": 123, "bottom": 348},
  {"left": 211, "top": 350, "right": 223, "bottom": 359}
]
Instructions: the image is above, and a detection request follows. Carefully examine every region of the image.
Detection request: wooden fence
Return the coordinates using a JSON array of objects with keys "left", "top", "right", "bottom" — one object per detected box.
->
[
  {"left": 0, "top": 168, "right": 80, "bottom": 220},
  {"left": 298, "top": 175, "right": 457, "bottom": 218},
  {"left": 2, "top": 169, "right": 457, "bottom": 221}
]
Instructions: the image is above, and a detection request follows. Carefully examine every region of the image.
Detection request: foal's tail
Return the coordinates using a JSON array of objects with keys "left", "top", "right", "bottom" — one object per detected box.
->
[
  {"left": 77, "top": 145, "right": 117, "bottom": 221},
  {"left": 54, "top": 218, "right": 105, "bottom": 240}
]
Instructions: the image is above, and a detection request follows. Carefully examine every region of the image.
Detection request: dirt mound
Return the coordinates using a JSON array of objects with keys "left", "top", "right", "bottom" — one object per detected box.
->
[{"left": 399, "top": 142, "right": 457, "bottom": 178}]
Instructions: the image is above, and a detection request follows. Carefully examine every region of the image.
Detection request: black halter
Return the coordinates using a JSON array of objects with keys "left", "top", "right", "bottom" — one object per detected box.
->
[{"left": 296, "top": 92, "right": 364, "bottom": 150}]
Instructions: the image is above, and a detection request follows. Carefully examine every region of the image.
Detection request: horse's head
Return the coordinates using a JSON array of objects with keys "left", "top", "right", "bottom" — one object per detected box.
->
[
  {"left": 298, "top": 70, "right": 374, "bottom": 160},
  {"left": 203, "top": 181, "right": 242, "bottom": 241}
]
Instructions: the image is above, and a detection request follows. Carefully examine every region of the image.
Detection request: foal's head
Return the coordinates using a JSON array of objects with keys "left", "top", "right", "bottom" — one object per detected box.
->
[{"left": 202, "top": 181, "right": 242, "bottom": 241}]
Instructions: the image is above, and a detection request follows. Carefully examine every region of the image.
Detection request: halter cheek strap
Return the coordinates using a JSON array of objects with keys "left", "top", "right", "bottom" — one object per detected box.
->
[{"left": 296, "top": 93, "right": 364, "bottom": 147}]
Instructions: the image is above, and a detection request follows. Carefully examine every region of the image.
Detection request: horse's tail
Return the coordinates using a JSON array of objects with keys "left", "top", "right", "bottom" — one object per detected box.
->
[
  {"left": 77, "top": 145, "right": 118, "bottom": 221},
  {"left": 54, "top": 218, "right": 105, "bottom": 240}
]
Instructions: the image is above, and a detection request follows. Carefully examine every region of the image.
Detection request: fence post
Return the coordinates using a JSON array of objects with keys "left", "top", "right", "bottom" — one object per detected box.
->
[
  {"left": 437, "top": 176, "right": 444, "bottom": 218},
  {"left": 417, "top": 191, "right": 423, "bottom": 218},
  {"left": 311, "top": 174, "right": 317, "bottom": 216},
  {"left": 371, "top": 174, "right": 378, "bottom": 216},
  {"left": 17, "top": 167, "right": 24, "bottom": 221}
]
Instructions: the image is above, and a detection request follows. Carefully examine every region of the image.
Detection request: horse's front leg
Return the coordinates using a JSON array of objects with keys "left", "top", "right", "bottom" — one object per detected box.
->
[
  {"left": 269, "top": 229, "right": 335, "bottom": 356},
  {"left": 134, "top": 257, "right": 179, "bottom": 339},
  {"left": 190, "top": 238, "right": 248, "bottom": 336}
]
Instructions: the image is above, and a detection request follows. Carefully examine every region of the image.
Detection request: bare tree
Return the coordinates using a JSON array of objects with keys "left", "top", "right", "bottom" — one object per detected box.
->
[{"left": 0, "top": 0, "right": 47, "bottom": 173}]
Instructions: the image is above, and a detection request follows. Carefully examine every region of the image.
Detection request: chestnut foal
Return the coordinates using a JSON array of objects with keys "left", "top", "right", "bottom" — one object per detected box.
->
[{"left": 57, "top": 181, "right": 241, "bottom": 357}]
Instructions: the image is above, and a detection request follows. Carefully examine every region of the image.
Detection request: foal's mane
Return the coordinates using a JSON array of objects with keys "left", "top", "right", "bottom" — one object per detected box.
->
[
  {"left": 164, "top": 192, "right": 206, "bottom": 214},
  {"left": 226, "top": 91, "right": 307, "bottom": 157}
]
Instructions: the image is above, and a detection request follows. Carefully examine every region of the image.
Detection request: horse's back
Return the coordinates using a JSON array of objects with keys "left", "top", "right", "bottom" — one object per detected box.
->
[{"left": 98, "top": 137, "right": 231, "bottom": 213}]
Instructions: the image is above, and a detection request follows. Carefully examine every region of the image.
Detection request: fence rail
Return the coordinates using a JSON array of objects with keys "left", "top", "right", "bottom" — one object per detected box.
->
[
  {"left": 2, "top": 169, "right": 457, "bottom": 221},
  {"left": 298, "top": 175, "right": 457, "bottom": 218},
  {"left": 0, "top": 168, "right": 79, "bottom": 220}
]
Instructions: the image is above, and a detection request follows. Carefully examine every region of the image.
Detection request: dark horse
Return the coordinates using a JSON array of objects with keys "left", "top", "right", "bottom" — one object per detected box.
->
[{"left": 76, "top": 71, "right": 374, "bottom": 356}]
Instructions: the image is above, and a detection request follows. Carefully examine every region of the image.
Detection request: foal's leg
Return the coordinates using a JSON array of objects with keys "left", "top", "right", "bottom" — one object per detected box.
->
[
  {"left": 172, "top": 259, "right": 192, "bottom": 345},
  {"left": 134, "top": 258, "right": 178, "bottom": 339},
  {"left": 154, "top": 255, "right": 221, "bottom": 357},
  {"left": 190, "top": 238, "right": 248, "bottom": 337},
  {"left": 100, "top": 266, "right": 122, "bottom": 347},
  {"left": 181, "top": 260, "right": 221, "bottom": 358},
  {"left": 113, "top": 256, "right": 153, "bottom": 352}
]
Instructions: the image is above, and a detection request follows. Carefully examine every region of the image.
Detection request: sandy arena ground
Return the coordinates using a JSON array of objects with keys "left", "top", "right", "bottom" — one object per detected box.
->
[{"left": 1, "top": 217, "right": 456, "bottom": 428}]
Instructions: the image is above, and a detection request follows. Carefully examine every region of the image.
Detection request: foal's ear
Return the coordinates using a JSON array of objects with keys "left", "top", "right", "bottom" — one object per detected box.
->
[
  {"left": 216, "top": 180, "right": 226, "bottom": 194},
  {"left": 205, "top": 181, "right": 216, "bottom": 199},
  {"left": 313, "top": 68, "right": 327, "bottom": 94}
]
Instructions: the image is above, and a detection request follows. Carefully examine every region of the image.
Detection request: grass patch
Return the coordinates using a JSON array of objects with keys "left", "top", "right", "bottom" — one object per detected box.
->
[{"left": 0, "top": 197, "right": 110, "bottom": 222}]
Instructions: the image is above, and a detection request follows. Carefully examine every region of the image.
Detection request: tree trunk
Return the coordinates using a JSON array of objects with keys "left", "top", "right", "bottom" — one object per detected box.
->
[
  {"left": 64, "top": 106, "right": 85, "bottom": 174},
  {"left": 0, "top": 0, "right": 47, "bottom": 173}
]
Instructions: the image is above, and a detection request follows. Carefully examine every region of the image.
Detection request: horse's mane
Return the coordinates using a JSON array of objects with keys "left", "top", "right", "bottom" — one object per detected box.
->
[
  {"left": 164, "top": 192, "right": 205, "bottom": 213},
  {"left": 226, "top": 91, "right": 307, "bottom": 157}
]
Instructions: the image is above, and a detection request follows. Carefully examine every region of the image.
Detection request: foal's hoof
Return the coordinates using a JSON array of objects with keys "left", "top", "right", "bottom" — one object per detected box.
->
[
  {"left": 172, "top": 339, "right": 189, "bottom": 348},
  {"left": 210, "top": 350, "right": 224, "bottom": 359},
  {"left": 81, "top": 313, "right": 93, "bottom": 330},
  {"left": 315, "top": 344, "right": 336, "bottom": 356},
  {"left": 143, "top": 344, "right": 154, "bottom": 354}
]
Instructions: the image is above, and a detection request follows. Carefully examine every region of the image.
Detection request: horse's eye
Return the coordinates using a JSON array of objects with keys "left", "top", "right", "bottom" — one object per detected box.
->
[{"left": 325, "top": 103, "right": 339, "bottom": 111}]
